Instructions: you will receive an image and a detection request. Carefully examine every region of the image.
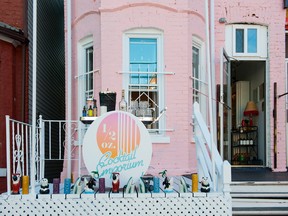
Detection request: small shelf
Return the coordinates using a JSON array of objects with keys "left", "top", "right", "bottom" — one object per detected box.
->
[
  {"left": 231, "top": 126, "right": 259, "bottom": 165},
  {"left": 137, "top": 117, "right": 154, "bottom": 125},
  {"left": 80, "top": 116, "right": 97, "bottom": 124},
  {"left": 80, "top": 116, "right": 154, "bottom": 125}
]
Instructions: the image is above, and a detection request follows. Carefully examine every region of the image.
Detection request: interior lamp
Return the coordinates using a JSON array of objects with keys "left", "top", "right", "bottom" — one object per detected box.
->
[{"left": 243, "top": 101, "right": 259, "bottom": 126}]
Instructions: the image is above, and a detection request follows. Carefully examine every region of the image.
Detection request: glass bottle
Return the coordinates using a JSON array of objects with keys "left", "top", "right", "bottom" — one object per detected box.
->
[
  {"left": 88, "top": 105, "right": 93, "bottom": 117},
  {"left": 82, "top": 106, "right": 87, "bottom": 117},
  {"left": 93, "top": 100, "right": 97, "bottom": 117},
  {"left": 119, "top": 89, "right": 127, "bottom": 111}
]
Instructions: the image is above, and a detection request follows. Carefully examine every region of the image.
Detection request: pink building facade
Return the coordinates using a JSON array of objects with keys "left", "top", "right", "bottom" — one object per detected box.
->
[
  {"left": 63, "top": 0, "right": 287, "bottom": 179},
  {"left": 214, "top": 0, "right": 286, "bottom": 172}
]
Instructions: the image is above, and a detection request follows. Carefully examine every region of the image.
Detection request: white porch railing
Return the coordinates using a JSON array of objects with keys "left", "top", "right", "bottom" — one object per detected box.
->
[
  {"left": 193, "top": 102, "right": 231, "bottom": 195},
  {"left": 39, "top": 116, "right": 81, "bottom": 177},
  {"left": 5, "top": 115, "right": 82, "bottom": 195},
  {"left": 5, "top": 115, "right": 41, "bottom": 195},
  {"left": 6, "top": 108, "right": 231, "bottom": 195},
  {"left": 3, "top": 113, "right": 232, "bottom": 215}
]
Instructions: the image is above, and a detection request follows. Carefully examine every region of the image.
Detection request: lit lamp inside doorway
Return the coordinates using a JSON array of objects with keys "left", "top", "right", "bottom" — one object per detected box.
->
[{"left": 244, "top": 101, "right": 259, "bottom": 126}]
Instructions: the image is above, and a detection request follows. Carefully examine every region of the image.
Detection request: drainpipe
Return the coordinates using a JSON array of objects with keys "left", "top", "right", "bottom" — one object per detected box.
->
[
  {"left": 274, "top": 82, "right": 277, "bottom": 169},
  {"left": 205, "top": 0, "right": 216, "bottom": 191},
  {"left": 210, "top": 0, "right": 216, "bottom": 146},
  {"left": 21, "top": 45, "right": 25, "bottom": 121},
  {"left": 6, "top": 115, "right": 11, "bottom": 195},
  {"left": 31, "top": 0, "right": 38, "bottom": 195},
  {"left": 67, "top": 0, "right": 72, "bottom": 179}
]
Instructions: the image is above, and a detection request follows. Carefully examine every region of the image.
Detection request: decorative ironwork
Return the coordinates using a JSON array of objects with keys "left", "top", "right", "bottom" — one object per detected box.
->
[
  {"left": 62, "top": 122, "right": 78, "bottom": 159},
  {"left": 13, "top": 134, "right": 23, "bottom": 176}
]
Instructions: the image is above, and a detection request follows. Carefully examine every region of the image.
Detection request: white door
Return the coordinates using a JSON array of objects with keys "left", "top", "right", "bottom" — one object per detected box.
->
[{"left": 219, "top": 48, "right": 231, "bottom": 161}]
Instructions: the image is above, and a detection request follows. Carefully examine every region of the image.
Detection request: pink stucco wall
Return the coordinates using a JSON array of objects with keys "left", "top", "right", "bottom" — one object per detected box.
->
[
  {"left": 214, "top": 0, "right": 286, "bottom": 171},
  {"left": 63, "top": 0, "right": 209, "bottom": 178},
  {"left": 63, "top": 0, "right": 287, "bottom": 180},
  {"left": 99, "top": 1, "right": 207, "bottom": 176}
]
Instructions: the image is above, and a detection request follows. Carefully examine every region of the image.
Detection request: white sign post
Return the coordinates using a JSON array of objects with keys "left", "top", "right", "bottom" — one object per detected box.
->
[{"left": 83, "top": 111, "right": 152, "bottom": 187}]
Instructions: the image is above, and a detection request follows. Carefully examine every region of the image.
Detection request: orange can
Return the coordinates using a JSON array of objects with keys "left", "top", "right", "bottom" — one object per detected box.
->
[
  {"left": 192, "top": 173, "right": 198, "bottom": 192},
  {"left": 22, "top": 175, "right": 29, "bottom": 194}
]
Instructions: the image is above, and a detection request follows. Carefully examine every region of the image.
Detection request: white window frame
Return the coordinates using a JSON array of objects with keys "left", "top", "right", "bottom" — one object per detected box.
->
[
  {"left": 77, "top": 36, "right": 94, "bottom": 117},
  {"left": 232, "top": 24, "right": 261, "bottom": 57},
  {"left": 123, "top": 28, "right": 170, "bottom": 143},
  {"left": 191, "top": 36, "right": 208, "bottom": 142},
  {"left": 85, "top": 46, "right": 94, "bottom": 99},
  {"left": 192, "top": 37, "right": 207, "bottom": 121},
  {"left": 225, "top": 24, "right": 267, "bottom": 59}
]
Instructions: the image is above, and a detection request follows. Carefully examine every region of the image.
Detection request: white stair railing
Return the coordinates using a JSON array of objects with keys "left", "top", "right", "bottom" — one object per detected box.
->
[{"left": 193, "top": 102, "right": 231, "bottom": 194}]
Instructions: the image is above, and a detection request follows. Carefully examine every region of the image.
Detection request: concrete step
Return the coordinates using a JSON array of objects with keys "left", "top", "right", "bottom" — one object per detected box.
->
[
  {"left": 231, "top": 181, "right": 288, "bottom": 215},
  {"left": 231, "top": 181, "right": 288, "bottom": 195}
]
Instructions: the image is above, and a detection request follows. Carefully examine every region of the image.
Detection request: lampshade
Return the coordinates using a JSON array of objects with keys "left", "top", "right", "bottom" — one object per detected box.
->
[{"left": 244, "top": 101, "right": 259, "bottom": 116}]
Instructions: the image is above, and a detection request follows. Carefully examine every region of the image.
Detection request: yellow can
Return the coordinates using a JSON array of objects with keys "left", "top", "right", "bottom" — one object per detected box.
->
[
  {"left": 192, "top": 173, "right": 198, "bottom": 192},
  {"left": 22, "top": 175, "right": 29, "bottom": 194}
]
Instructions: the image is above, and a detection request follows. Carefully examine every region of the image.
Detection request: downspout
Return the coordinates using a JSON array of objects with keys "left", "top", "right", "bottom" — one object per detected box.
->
[
  {"left": 210, "top": 0, "right": 216, "bottom": 145},
  {"left": 21, "top": 45, "right": 26, "bottom": 121},
  {"left": 274, "top": 82, "right": 277, "bottom": 169},
  {"left": 219, "top": 48, "right": 224, "bottom": 159},
  {"left": 205, "top": 0, "right": 216, "bottom": 191},
  {"left": 22, "top": 0, "right": 28, "bottom": 122},
  {"left": 31, "top": 0, "right": 37, "bottom": 195},
  {"left": 67, "top": 0, "right": 72, "bottom": 179}
]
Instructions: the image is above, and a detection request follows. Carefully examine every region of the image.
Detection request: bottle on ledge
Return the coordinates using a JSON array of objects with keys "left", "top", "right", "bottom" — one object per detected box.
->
[
  {"left": 119, "top": 89, "right": 127, "bottom": 111},
  {"left": 82, "top": 106, "right": 87, "bottom": 117},
  {"left": 88, "top": 105, "right": 93, "bottom": 117},
  {"left": 93, "top": 100, "right": 97, "bottom": 117}
]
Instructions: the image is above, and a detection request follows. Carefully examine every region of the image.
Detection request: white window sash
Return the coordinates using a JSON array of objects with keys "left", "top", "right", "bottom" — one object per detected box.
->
[
  {"left": 232, "top": 25, "right": 259, "bottom": 57},
  {"left": 123, "top": 30, "right": 165, "bottom": 134}
]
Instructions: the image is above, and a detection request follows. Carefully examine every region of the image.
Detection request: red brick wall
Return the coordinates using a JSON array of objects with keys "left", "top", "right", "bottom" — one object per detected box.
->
[
  {"left": 0, "top": 0, "right": 26, "bottom": 28},
  {"left": 0, "top": 0, "right": 28, "bottom": 193}
]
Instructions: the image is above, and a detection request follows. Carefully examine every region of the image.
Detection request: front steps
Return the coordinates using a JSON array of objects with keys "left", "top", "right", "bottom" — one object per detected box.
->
[{"left": 231, "top": 181, "right": 288, "bottom": 215}]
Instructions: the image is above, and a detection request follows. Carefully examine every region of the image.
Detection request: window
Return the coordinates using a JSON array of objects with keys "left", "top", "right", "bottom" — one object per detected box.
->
[
  {"left": 85, "top": 46, "right": 94, "bottom": 99},
  {"left": 124, "top": 29, "right": 165, "bottom": 135},
  {"left": 226, "top": 24, "right": 267, "bottom": 58},
  {"left": 192, "top": 37, "right": 208, "bottom": 139},
  {"left": 77, "top": 36, "right": 94, "bottom": 115},
  {"left": 235, "top": 29, "right": 244, "bottom": 53},
  {"left": 192, "top": 37, "right": 207, "bottom": 121},
  {"left": 192, "top": 46, "right": 200, "bottom": 104},
  {"left": 233, "top": 25, "right": 259, "bottom": 56}
]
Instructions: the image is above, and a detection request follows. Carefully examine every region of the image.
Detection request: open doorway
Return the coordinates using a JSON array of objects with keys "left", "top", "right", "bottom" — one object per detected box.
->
[{"left": 229, "top": 60, "right": 266, "bottom": 166}]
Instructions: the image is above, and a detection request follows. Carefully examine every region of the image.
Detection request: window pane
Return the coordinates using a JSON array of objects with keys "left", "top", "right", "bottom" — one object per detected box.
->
[
  {"left": 130, "top": 38, "right": 157, "bottom": 85},
  {"left": 192, "top": 47, "right": 200, "bottom": 103},
  {"left": 130, "top": 38, "right": 157, "bottom": 62},
  {"left": 247, "top": 28, "right": 257, "bottom": 53},
  {"left": 85, "top": 47, "right": 93, "bottom": 98},
  {"left": 236, "top": 29, "right": 244, "bottom": 53},
  {"left": 129, "top": 38, "right": 158, "bottom": 129}
]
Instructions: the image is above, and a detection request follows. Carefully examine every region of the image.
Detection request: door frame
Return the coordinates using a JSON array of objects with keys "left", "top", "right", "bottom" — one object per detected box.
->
[{"left": 219, "top": 48, "right": 231, "bottom": 161}]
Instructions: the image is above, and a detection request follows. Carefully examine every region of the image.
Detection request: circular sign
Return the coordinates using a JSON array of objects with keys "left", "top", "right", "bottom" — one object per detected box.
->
[{"left": 82, "top": 111, "right": 152, "bottom": 187}]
